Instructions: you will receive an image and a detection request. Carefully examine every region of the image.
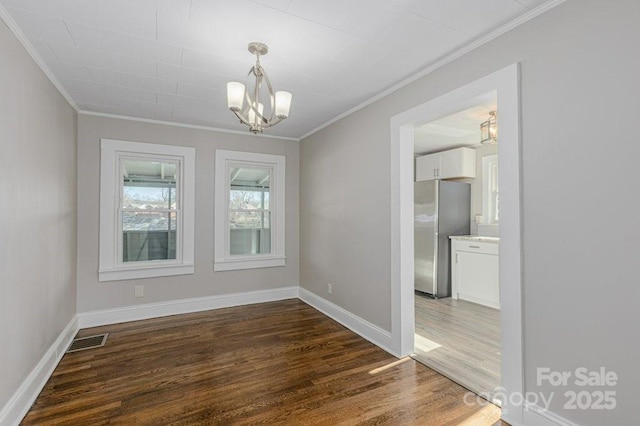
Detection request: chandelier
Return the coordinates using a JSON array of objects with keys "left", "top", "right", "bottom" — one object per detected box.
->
[
  {"left": 226, "top": 42, "right": 292, "bottom": 133},
  {"left": 480, "top": 111, "right": 497, "bottom": 143}
]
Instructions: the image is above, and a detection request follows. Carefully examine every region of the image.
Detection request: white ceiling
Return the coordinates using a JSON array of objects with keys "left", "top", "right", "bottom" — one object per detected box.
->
[
  {"left": 414, "top": 94, "right": 497, "bottom": 155},
  {"left": 0, "top": 0, "right": 549, "bottom": 139}
]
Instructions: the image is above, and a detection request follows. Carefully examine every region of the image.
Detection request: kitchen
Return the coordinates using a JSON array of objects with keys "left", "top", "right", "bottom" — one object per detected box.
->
[{"left": 412, "top": 97, "right": 501, "bottom": 404}]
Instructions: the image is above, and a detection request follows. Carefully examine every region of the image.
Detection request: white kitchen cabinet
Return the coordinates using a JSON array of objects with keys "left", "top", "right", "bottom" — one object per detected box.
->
[
  {"left": 450, "top": 237, "right": 499, "bottom": 309},
  {"left": 415, "top": 147, "right": 476, "bottom": 181},
  {"left": 415, "top": 154, "right": 440, "bottom": 180}
]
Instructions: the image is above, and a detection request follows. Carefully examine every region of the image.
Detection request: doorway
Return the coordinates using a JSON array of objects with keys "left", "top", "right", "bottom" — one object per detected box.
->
[
  {"left": 389, "top": 64, "right": 524, "bottom": 424},
  {"left": 412, "top": 95, "right": 501, "bottom": 403}
]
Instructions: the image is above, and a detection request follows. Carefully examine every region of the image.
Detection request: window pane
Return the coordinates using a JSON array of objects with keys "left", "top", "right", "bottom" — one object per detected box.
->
[
  {"left": 263, "top": 211, "right": 270, "bottom": 229},
  {"left": 122, "top": 212, "right": 177, "bottom": 262},
  {"left": 230, "top": 211, "right": 271, "bottom": 255},
  {"left": 227, "top": 165, "right": 272, "bottom": 256},
  {"left": 230, "top": 211, "right": 268, "bottom": 229},
  {"left": 230, "top": 190, "right": 265, "bottom": 210},
  {"left": 263, "top": 191, "right": 270, "bottom": 210},
  {"left": 229, "top": 166, "right": 270, "bottom": 210},
  {"left": 122, "top": 159, "right": 177, "bottom": 209},
  {"left": 123, "top": 211, "right": 176, "bottom": 231},
  {"left": 491, "top": 162, "right": 499, "bottom": 222}
]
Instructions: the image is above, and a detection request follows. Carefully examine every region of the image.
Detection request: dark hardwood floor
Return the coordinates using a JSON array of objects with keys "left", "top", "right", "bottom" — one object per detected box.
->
[{"left": 23, "top": 299, "right": 502, "bottom": 425}]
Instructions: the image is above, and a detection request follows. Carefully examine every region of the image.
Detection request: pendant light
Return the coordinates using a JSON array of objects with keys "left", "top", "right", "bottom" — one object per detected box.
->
[
  {"left": 226, "top": 42, "right": 292, "bottom": 133},
  {"left": 480, "top": 111, "right": 498, "bottom": 143}
]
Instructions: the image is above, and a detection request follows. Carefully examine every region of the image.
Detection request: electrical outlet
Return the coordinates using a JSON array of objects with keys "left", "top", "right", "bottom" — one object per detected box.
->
[
  {"left": 134, "top": 285, "right": 144, "bottom": 298},
  {"left": 327, "top": 283, "right": 333, "bottom": 295}
]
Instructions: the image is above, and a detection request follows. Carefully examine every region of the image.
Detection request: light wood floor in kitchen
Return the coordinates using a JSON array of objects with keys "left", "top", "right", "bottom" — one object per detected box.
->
[
  {"left": 413, "top": 293, "right": 501, "bottom": 403},
  {"left": 22, "top": 299, "right": 504, "bottom": 425}
]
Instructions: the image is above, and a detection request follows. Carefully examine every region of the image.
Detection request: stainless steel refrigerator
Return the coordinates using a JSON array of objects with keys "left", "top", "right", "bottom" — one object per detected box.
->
[{"left": 414, "top": 180, "right": 470, "bottom": 298}]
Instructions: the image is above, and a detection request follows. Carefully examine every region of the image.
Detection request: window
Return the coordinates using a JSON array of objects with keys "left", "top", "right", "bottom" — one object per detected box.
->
[
  {"left": 99, "top": 139, "right": 195, "bottom": 281},
  {"left": 229, "top": 170, "right": 271, "bottom": 256},
  {"left": 214, "top": 150, "right": 285, "bottom": 271},
  {"left": 482, "top": 154, "right": 499, "bottom": 224}
]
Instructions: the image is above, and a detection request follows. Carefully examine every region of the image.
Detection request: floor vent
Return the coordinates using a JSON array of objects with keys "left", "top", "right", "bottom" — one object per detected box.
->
[{"left": 67, "top": 333, "right": 109, "bottom": 353}]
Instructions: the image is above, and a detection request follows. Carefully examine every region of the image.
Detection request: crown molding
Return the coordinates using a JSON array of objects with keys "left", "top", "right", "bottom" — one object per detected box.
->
[
  {"left": 298, "top": 0, "right": 567, "bottom": 141},
  {"left": 0, "top": 2, "right": 79, "bottom": 112},
  {"left": 0, "top": 4, "right": 298, "bottom": 141},
  {"left": 1, "top": 0, "right": 566, "bottom": 142},
  {"left": 78, "top": 111, "right": 301, "bottom": 141}
]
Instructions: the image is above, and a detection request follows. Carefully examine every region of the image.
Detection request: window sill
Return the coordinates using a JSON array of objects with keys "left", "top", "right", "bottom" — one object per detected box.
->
[
  {"left": 98, "top": 263, "right": 194, "bottom": 282},
  {"left": 214, "top": 256, "right": 286, "bottom": 272}
]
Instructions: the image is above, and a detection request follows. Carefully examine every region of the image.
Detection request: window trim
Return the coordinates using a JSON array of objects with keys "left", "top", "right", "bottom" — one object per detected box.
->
[
  {"left": 99, "top": 139, "right": 195, "bottom": 281},
  {"left": 214, "top": 150, "right": 286, "bottom": 271}
]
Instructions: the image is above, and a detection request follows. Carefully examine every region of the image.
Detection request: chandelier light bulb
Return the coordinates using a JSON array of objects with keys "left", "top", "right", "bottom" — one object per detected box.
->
[
  {"left": 275, "top": 91, "right": 292, "bottom": 119},
  {"left": 248, "top": 102, "right": 264, "bottom": 126},
  {"left": 226, "top": 82, "right": 245, "bottom": 111}
]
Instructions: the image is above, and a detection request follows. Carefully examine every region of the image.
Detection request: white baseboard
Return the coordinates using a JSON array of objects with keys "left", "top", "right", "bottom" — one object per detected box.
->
[
  {"left": 298, "top": 288, "right": 397, "bottom": 357},
  {"left": 5, "top": 287, "right": 572, "bottom": 426},
  {"left": 78, "top": 286, "right": 299, "bottom": 328},
  {"left": 0, "top": 315, "right": 79, "bottom": 426},
  {"left": 2, "top": 285, "right": 421, "bottom": 426},
  {"left": 522, "top": 403, "right": 578, "bottom": 426},
  {"left": 457, "top": 293, "right": 500, "bottom": 310}
]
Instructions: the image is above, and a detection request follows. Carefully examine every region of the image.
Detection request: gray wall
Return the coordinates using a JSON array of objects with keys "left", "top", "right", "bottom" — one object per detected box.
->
[
  {"left": 77, "top": 115, "right": 299, "bottom": 312},
  {"left": 300, "top": 1, "right": 639, "bottom": 424},
  {"left": 0, "top": 21, "right": 77, "bottom": 409}
]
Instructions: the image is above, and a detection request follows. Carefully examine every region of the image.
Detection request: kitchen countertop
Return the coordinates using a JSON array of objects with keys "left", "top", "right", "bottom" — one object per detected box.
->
[{"left": 449, "top": 235, "right": 499, "bottom": 243}]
